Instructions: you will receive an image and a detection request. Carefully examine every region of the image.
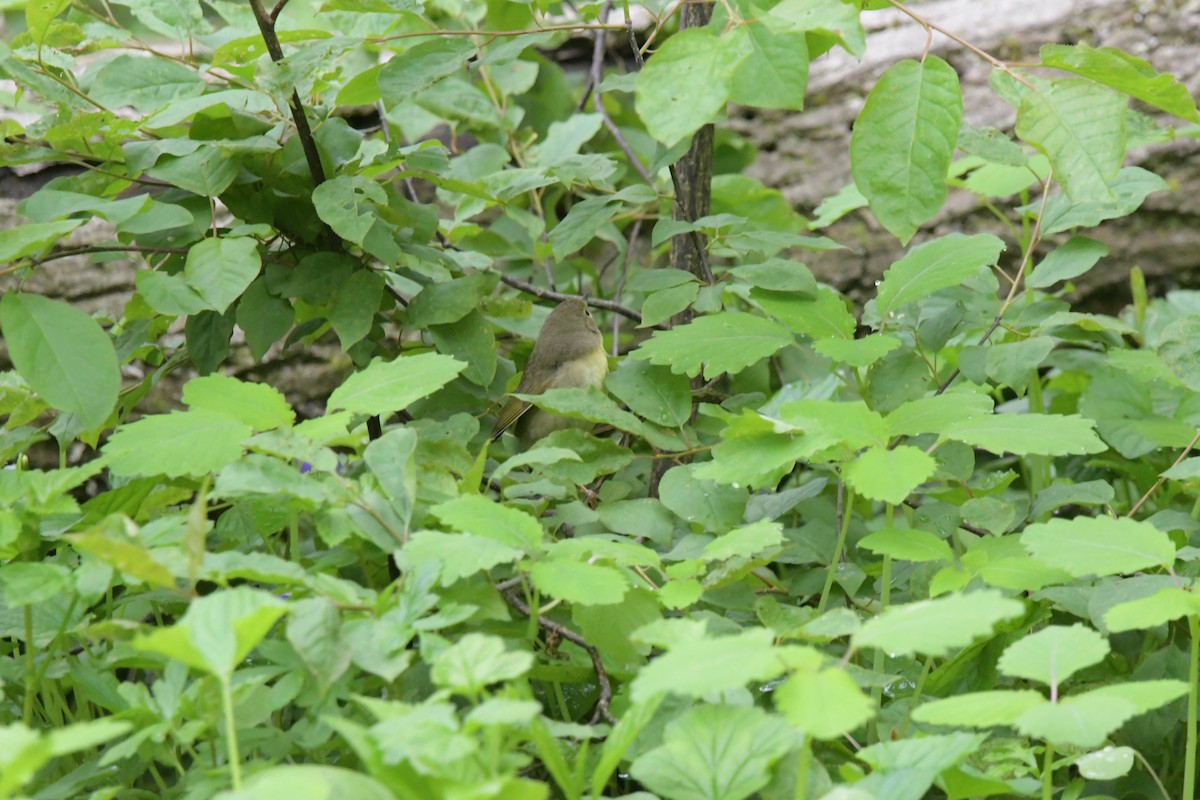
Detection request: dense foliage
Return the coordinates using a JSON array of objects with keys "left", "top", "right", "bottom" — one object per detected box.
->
[{"left": 2, "top": 0, "right": 1200, "bottom": 798}]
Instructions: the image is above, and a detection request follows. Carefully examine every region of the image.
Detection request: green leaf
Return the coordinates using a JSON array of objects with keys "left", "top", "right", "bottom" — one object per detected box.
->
[
  {"left": 728, "top": 22, "right": 808, "bottom": 111},
  {"left": 1157, "top": 316, "right": 1200, "bottom": 392},
  {"left": 1027, "top": 235, "right": 1109, "bottom": 288},
  {"left": 212, "top": 765, "right": 395, "bottom": 800},
  {"left": 1016, "top": 79, "right": 1126, "bottom": 203},
  {"left": 1021, "top": 516, "right": 1176, "bottom": 577},
  {"left": 1014, "top": 693, "right": 1136, "bottom": 749},
  {"left": 378, "top": 39, "right": 475, "bottom": 103},
  {"left": 630, "top": 705, "right": 797, "bottom": 800},
  {"left": 1086, "top": 679, "right": 1189, "bottom": 714},
  {"left": 850, "top": 57, "right": 963, "bottom": 243},
  {"left": 86, "top": 55, "right": 206, "bottom": 113},
  {"left": 185, "top": 309, "right": 235, "bottom": 374},
  {"left": 775, "top": 664, "right": 875, "bottom": 739},
  {"left": 312, "top": 175, "right": 386, "bottom": 248},
  {"left": 729, "top": 259, "right": 816, "bottom": 294},
  {"left": 407, "top": 272, "right": 499, "bottom": 327},
  {"left": 912, "top": 689, "right": 1047, "bottom": 728},
  {"left": 853, "top": 590, "right": 1024, "bottom": 657},
  {"left": 886, "top": 392, "right": 994, "bottom": 437},
  {"left": 658, "top": 464, "right": 748, "bottom": 532},
  {"left": 430, "top": 310, "right": 497, "bottom": 387},
  {"left": 515, "top": 387, "right": 645, "bottom": 437},
  {"left": 703, "top": 520, "right": 784, "bottom": 562},
  {"left": 631, "top": 312, "right": 794, "bottom": 379},
  {"left": 1038, "top": 166, "right": 1167, "bottom": 234},
  {"left": 632, "top": 628, "right": 783, "bottom": 702},
  {"left": 398, "top": 530, "right": 522, "bottom": 586},
  {"left": 858, "top": 528, "right": 953, "bottom": 563},
  {"left": 329, "top": 269, "right": 384, "bottom": 349},
  {"left": 182, "top": 375, "right": 293, "bottom": 432},
  {"left": 184, "top": 237, "right": 262, "bottom": 314},
  {"left": 875, "top": 233, "right": 1005, "bottom": 316},
  {"left": 26, "top": 0, "right": 72, "bottom": 45},
  {"left": 148, "top": 145, "right": 240, "bottom": 196},
  {"left": 998, "top": 624, "right": 1109, "bottom": 686},
  {"left": 530, "top": 560, "right": 628, "bottom": 605},
  {"left": 843, "top": 445, "right": 936, "bottom": 504},
  {"left": 776, "top": 399, "right": 888, "bottom": 451},
  {"left": 431, "top": 495, "right": 543, "bottom": 553},
  {"left": 547, "top": 195, "right": 618, "bottom": 259},
  {"left": 104, "top": 410, "right": 252, "bottom": 478},
  {"left": 137, "top": 270, "right": 209, "bottom": 316},
  {"left": 767, "top": 0, "right": 866, "bottom": 57},
  {"left": 1041, "top": 42, "right": 1200, "bottom": 123},
  {"left": 941, "top": 413, "right": 1106, "bottom": 456},
  {"left": 1075, "top": 746, "right": 1136, "bottom": 781},
  {"left": 133, "top": 587, "right": 287, "bottom": 678},
  {"left": 635, "top": 27, "right": 751, "bottom": 145},
  {"left": 430, "top": 632, "right": 533, "bottom": 695},
  {"left": 0, "top": 293, "right": 119, "bottom": 430},
  {"left": 813, "top": 334, "right": 900, "bottom": 367},
  {"left": 236, "top": 277, "right": 294, "bottom": 360},
  {"left": 69, "top": 530, "right": 175, "bottom": 589},
  {"left": 1105, "top": 588, "right": 1200, "bottom": 632},
  {"left": 0, "top": 562, "right": 70, "bottom": 606},
  {"left": 327, "top": 353, "right": 466, "bottom": 416},
  {"left": 605, "top": 360, "right": 692, "bottom": 428},
  {"left": 0, "top": 220, "right": 82, "bottom": 261},
  {"left": 753, "top": 285, "right": 855, "bottom": 339}
]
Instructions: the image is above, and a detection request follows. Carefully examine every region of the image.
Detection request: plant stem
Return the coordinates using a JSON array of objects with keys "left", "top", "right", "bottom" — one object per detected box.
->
[
  {"left": 23, "top": 605, "right": 36, "bottom": 724},
  {"left": 221, "top": 678, "right": 243, "bottom": 790},
  {"left": 1042, "top": 742, "right": 1054, "bottom": 800},
  {"left": 818, "top": 485, "right": 854, "bottom": 613},
  {"left": 795, "top": 736, "right": 811, "bottom": 800},
  {"left": 1186, "top": 616, "right": 1199, "bottom": 800}
]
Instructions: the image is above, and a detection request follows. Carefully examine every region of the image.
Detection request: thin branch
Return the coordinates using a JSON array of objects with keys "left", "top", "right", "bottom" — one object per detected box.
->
[
  {"left": 8, "top": 245, "right": 189, "bottom": 275},
  {"left": 249, "top": 0, "right": 326, "bottom": 188},
  {"left": 498, "top": 273, "right": 645, "bottom": 324},
  {"left": 586, "top": 2, "right": 654, "bottom": 186},
  {"left": 504, "top": 589, "right": 615, "bottom": 724},
  {"left": 372, "top": 23, "right": 624, "bottom": 46},
  {"left": 269, "top": 0, "right": 289, "bottom": 22},
  {"left": 1128, "top": 428, "right": 1200, "bottom": 519}
]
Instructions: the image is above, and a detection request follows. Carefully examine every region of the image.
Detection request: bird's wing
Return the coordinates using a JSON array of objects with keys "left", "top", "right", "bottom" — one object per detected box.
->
[{"left": 489, "top": 368, "right": 555, "bottom": 440}]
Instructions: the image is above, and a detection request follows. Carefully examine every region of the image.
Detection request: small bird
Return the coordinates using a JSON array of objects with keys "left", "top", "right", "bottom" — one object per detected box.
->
[{"left": 491, "top": 298, "right": 608, "bottom": 447}]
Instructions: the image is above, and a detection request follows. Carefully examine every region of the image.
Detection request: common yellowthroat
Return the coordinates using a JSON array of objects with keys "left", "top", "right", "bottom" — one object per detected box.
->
[{"left": 491, "top": 298, "right": 608, "bottom": 447}]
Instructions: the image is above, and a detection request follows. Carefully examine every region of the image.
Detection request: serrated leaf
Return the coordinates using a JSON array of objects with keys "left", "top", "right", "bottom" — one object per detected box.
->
[
  {"left": 1021, "top": 516, "right": 1176, "bottom": 577},
  {"left": 1016, "top": 79, "right": 1126, "bottom": 203},
  {"left": 1041, "top": 42, "right": 1200, "bottom": 123},
  {"left": 605, "top": 360, "right": 692, "bottom": 428},
  {"left": 843, "top": 445, "right": 936, "bottom": 504},
  {"left": 875, "top": 233, "right": 1005, "bottom": 315},
  {"left": 327, "top": 353, "right": 466, "bottom": 415},
  {"left": 430, "top": 633, "right": 533, "bottom": 694},
  {"left": 998, "top": 624, "right": 1109, "bottom": 686},
  {"left": 182, "top": 375, "right": 293, "bottom": 432},
  {"left": 886, "top": 392, "right": 994, "bottom": 437},
  {"left": 1105, "top": 588, "right": 1200, "bottom": 632},
  {"left": 103, "top": 410, "right": 252, "bottom": 478},
  {"left": 0, "top": 293, "right": 119, "bottom": 430},
  {"left": 530, "top": 560, "right": 627, "bottom": 605},
  {"left": 431, "top": 495, "right": 543, "bottom": 553},
  {"left": 913, "top": 689, "right": 1047, "bottom": 728},
  {"left": 941, "top": 413, "right": 1106, "bottom": 456},
  {"left": 631, "top": 312, "right": 794, "bottom": 379},
  {"left": 853, "top": 590, "right": 1024, "bottom": 657},
  {"left": 814, "top": 334, "right": 900, "bottom": 367},
  {"left": 631, "top": 628, "right": 783, "bottom": 702},
  {"left": 703, "top": 520, "right": 784, "bottom": 562},
  {"left": 850, "top": 57, "right": 962, "bottom": 243},
  {"left": 858, "top": 528, "right": 953, "bottom": 563},
  {"left": 1015, "top": 693, "right": 1136, "bottom": 749}
]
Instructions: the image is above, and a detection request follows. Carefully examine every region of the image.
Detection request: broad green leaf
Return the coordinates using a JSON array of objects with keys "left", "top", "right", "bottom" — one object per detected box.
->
[
  {"left": 364, "top": 427, "right": 417, "bottom": 529},
  {"left": 853, "top": 590, "right": 1024, "bottom": 657},
  {"left": 941, "top": 413, "right": 1106, "bottom": 456},
  {"left": 775, "top": 666, "right": 875, "bottom": 739},
  {"left": 813, "top": 334, "right": 900, "bottom": 367},
  {"left": 693, "top": 412, "right": 813, "bottom": 490},
  {"left": 86, "top": 55, "right": 206, "bottom": 112},
  {"left": 515, "top": 387, "right": 645, "bottom": 437},
  {"left": 184, "top": 237, "right": 261, "bottom": 314},
  {"left": 729, "top": 259, "right": 816, "bottom": 294},
  {"left": 858, "top": 528, "right": 953, "bottom": 563},
  {"left": 1086, "top": 679, "right": 1189, "bottom": 714},
  {"left": 635, "top": 27, "right": 752, "bottom": 145},
  {"left": 808, "top": 182, "right": 867, "bottom": 229},
  {"left": 430, "top": 633, "right": 533, "bottom": 695},
  {"left": 397, "top": 530, "right": 522, "bottom": 586},
  {"left": 492, "top": 447, "right": 581, "bottom": 484},
  {"left": 329, "top": 269, "right": 384, "bottom": 349},
  {"left": 548, "top": 194, "right": 618, "bottom": 259},
  {"left": 703, "top": 520, "right": 784, "bottom": 562},
  {"left": 1104, "top": 588, "right": 1200, "bottom": 632},
  {"left": 312, "top": 176, "right": 386, "bottom": 248},
  {"left": 605, "top": 360, "right": 691, "bottom": 428},
  {"left": 630, "top": 705, "right": 797, "bottom": 800},
  {"left": 137, "top": 270, "right": 210, "bottom": 315},
  {"left": 431, "top": 495, "right": 543, "bottom": 552},
  {"left": 430, "top": 310, "right": 497, "bottom": 387},
  {"left": 1016, "top": 78, "right": 1126, "bottom": 203},
  {"left": 886, "top": 392, "right": 994, "bottom": 437},
  {"left": 1014, "top": 693, "right": 1136, "bottom": 748},
  {"left": 592, "top": 696, "right": 666, "bottom": 796},
  {"left": 875, "top": 233, "right": 1005, "bottom": 316},
  {"left": 851, "top": 57, "right": 963, "bottom": 243},
  {"left": 997, "top": 624, "right": 1109, "bottom": 686},
  {"left": 1075, "top": 746, "right": 1135, "bottom": 781},
  {"left": 1041, "top": 42, "right": 1200, "bottom": 123},
  {"left": 767, "top": 0, "right": 866, "bottom": 57},
  {"left": 631, "top": 628, "right": 784, "bottom": 701},
  {"left": 1021, "top": 516, "right": 1176, "bottom": 577},
  {"left": 957, "top": 123, "right": 1029, "bottom": 167},
  {"left": 0, "top": 219, "right": 82, "bottom": 261},
  {"left": 407, "top": 271, "right": 499, "bottom": 327},
  {"left": 1038, "top": 166, "right": 1167, "bottom": 234},
  {"left": 776, "top": 399, "right": 888, "bottom": 450},
  {"left": 1158, "top": 316, "right": 1200, "bottom": 392},
  {"left": 912, "top": 689, "right": 1047, "bottom": 728},
  {"left": 148, "top": 145, "right": 240, "bottom": 196},
  {"left": 182, "top": 375, "right": 293, "bottom": 432},
  {"left": 46, "top": 718, "right": 133, "bottom": 758},
  {"left": 729, "top": 22, "right": 808, "bottom": 110},
  {"left": 133, "top": 587, "right": 287, "bottom": 678},
  {"left": 0, "top": 562, "right": 70, "bottom": 606},
  {"left": 378, "top": 39, "right": 475, "bottom": 103},
  {"left": 327, "top": 353, "right": 466, "bottom": 415},
  {"left": 26, "top": 0, "right": 72, "bottom": 45},
  {"left": 856, "top": 733, "right": 985, "bottom": 794},
  {"left": 530, "top": 560, "right": 627, "bottom": 605},
  {"left": 843, "top": 445, "right": 936, "bottom": 504},
  {"left": 103, "top": 410, "right": 252, "bottom": 478},
  {"left": 752, "top": 285, "right": 855, "bottom": 339},
  {"left": 68, "top": 530, "right": 175, "bottom": 589},
  {"left": 0, "top": 293, "right": 119, "bottom": 430},
  {"left": 640, "top": 282, "right": 700, "bottom": 328},
  {"left": 236, "top": 278, "right": 294, "bottom": 360},
  {"left": 631, "top": 312, "right": 795, "bottom": 379},
  {"left": 1027, "top": 235, "right": 1109, "bottom": 288}
]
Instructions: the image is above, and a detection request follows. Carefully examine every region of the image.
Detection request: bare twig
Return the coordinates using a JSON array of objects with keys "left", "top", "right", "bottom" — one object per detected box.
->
[
  {"left": 499, "top": 273, "right": 645, "bottom": 323},
  {"left": 269, "top": 0, "right": 289, "bottom": 22},
  {"left": 504, "top": 590, "right": 616, "bottom": 724},
  {"left": 249, "top": 0, "right": 326, "bottom": 188},
  {"left": 1128, "top": 428, "right": 1200, "bottom": 518}
]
